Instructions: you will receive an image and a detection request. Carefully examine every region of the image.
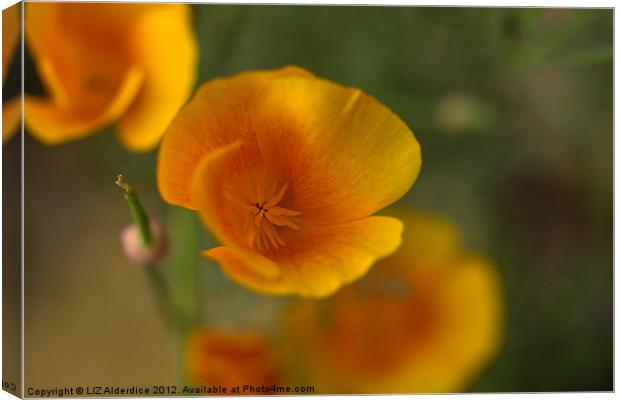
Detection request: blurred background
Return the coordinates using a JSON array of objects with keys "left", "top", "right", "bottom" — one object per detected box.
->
[{"left": 4, "top": 5, "right": 612, "bottom": 393}]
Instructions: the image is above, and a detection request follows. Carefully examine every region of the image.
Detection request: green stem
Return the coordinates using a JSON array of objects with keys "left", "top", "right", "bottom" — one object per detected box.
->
[
  {"left": 116, "top": 174, "right": 192, "bottom": 385},
  {"left": 116, "top": 174, "right": 153, "bottom": 246},
  {"left": 146, "top": 263, "right": 189, "bottom": 333},
  {"left": 167, "top": 207, "right": 200, "bottom": 327},
  {"left": 166, "top": 207, "right": 200, "bottom": 386},
  {"left": 115, "top": 174, "right": 189, "bottom": 333}
]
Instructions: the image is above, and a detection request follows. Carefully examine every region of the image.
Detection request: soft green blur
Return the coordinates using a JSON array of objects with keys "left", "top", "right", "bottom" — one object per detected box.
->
[{"left": 14, "top": 5, "right": 611, "bottom": 393}]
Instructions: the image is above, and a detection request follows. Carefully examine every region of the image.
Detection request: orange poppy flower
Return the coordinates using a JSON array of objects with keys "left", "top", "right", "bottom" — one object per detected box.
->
[
  {"left": 283, "top": 209, "right": 504, "bottom": 393},
  {"left": 23, "top": 3, "right": 197, "bottom": 151},
  {"left": 3, "top": 3, "right": 20, "bottom": 142},
  {"left": 157, "top": 67, "right": 422, "bottom": 297},
  {"left": 186, "top": 329, "right": 280, "bottom": 391}
]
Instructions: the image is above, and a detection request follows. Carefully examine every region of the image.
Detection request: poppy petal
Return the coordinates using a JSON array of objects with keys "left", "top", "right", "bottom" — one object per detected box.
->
[
  {"left": 252, "top": 76, "right": 422, "bottom": 224},
  {"left": 157, "top": 67, "right": 313, "bottom": 209},
  {"left": 24, "top": 66, "right": 144, "bottom": 145},
  {"left": 24, "top": 3, "right": 196, "bottom": 150},
  {"left": 116, "top": 5, "right": 198, "bottom": 152},
  {"left": 189, "top": 140, "right": 248, "bottom": 246},
  {"left": 205, "top": 216, "right": 403, "bottom": 298}
]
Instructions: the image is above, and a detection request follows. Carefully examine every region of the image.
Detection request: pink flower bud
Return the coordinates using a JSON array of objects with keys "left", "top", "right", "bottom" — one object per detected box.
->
[{"left": 120, "top": 219, "right": 167, "bottom": 264}]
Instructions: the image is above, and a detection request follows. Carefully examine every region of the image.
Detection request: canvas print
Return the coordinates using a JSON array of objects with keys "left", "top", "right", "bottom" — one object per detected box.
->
[{"left": 2, "top": 2, "right": 613, "bottom": 397}]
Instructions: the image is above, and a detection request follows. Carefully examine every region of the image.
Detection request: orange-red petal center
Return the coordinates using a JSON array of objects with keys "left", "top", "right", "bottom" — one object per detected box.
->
[{"left": 224, "top": 170, "right": 301, "bottom": 251}]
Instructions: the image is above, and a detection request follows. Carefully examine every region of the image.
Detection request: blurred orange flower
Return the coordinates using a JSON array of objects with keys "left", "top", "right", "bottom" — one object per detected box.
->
[
  {"left": 24, "top": 3, "right": 197, "bottom": 151},
  {"left": 3, "top": 3, "right": 20, "bottom": 142},
  {"left": 283, "top": 209, "right": 504, "bottom": 393},
  {"left": 186, "top": 329, "right": 280, "bottom": 390},
  {"left": 158, "top": 67, "right": 421, "bottom": 297}
]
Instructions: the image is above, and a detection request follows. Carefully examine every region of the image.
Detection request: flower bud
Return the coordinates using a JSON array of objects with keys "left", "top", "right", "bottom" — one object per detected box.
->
[{"left": 120, "top": 219, "right": 167, "bottom": 265}]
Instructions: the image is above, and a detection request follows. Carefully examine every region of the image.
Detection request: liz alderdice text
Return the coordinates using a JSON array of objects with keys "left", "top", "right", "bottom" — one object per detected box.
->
[{"left": 27, "top": 384, "right": 316, "bottom": 397}]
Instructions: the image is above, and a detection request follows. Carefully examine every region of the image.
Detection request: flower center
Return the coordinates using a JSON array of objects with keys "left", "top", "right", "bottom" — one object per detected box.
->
[{"left": 225, "top": 180, "right": 301, "bottom": 251}]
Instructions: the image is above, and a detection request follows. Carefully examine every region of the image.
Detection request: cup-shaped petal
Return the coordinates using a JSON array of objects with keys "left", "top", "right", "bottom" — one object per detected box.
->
[
  {"left": 186, "top": 329, "right": 280, "bottom": 388},
  {"left": 158, "top": 67, "right": 313, "bottom": 209},
  {"left": 157, "top": 66, "right": 421, "bottom": 297},
  {"left": 251, "top": 76, "right": 421, "bottom": 225},
  {"left": 282, "top": 209, "right": 504, "bottom": 393},
  {"left": 24, "top": 3, "right": 197, "bottom": 151}
]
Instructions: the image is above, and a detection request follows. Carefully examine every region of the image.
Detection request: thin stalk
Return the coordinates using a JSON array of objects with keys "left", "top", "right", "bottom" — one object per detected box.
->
[
  {"left": 146, "top": 263, "right": 190, "bottom": 333},
  {"left": 115, "top": 174, "right": 188, "bottom": 332},
  {"left": 116, "top": 174, "right": 152, "bottom": 246},
  {"left": 166, "top": 207, "right": 201, "bottom": 386},
  {"left": 116, "top": 178, "right": 194, "bottom": 387}
]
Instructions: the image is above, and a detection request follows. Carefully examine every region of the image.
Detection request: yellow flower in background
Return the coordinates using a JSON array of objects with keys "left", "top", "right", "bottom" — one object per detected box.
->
[
  {"left": 186, "top": 329, "right": 280, "bottom": 390},
  {"left": 3, "top": 3, "right": 20, "bottom": 143},
  {"left": 24, "top": 3, "right": 197, "bottom": 151},
  {"left": 157, "top": 67, "right": 421, "bottom": 298},
  {"left": 283, "top": 209, "right": 503, "bottom": 393}
]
